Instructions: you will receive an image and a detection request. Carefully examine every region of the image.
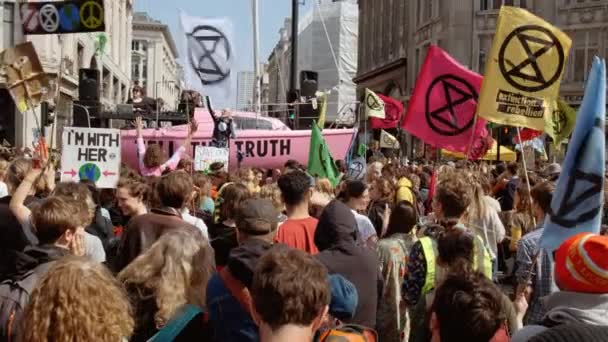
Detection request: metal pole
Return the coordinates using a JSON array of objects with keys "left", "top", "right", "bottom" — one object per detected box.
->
[
  {"left": 72, "top": 103, "right": 91, "bottom": 128},
  {"left": 289, "top": 0, "right": 299, "bottom": 93},
  {"left": 252, "top": 0, "right": 261, "bottom": 117}
]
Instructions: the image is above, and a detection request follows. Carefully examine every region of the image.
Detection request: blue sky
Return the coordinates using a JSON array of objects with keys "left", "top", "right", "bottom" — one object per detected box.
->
[{"left": 135, "top": 0, "right": 311, "bottom": 73}]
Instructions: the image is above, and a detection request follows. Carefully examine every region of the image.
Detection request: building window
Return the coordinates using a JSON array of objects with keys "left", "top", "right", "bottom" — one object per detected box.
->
[
  {"left": 480, "top": 0, "right": 526, "bottom": 11},
  {"left": 3, "top": 3, "right": 14, "bottom": 49},
  {"left": 567, "top": 30, "right": 600, "bottom": 82},
  {"left": 141, "top": 41, "right": 147, "bottom": 52},
  {"left": 142, "top": 62, "right": 147, "bottom": 78},
  {"left": 132, "top": 41, "right": 139, "bottom": 51},
  {"left": 77, "top": 43, "right": 84, "bottom": 69}
]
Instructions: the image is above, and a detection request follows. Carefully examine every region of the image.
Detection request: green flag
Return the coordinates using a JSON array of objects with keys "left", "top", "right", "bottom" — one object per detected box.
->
[
  {"left": 545, "top": 98, "right": 577, "bottom": 144},
  {"left": 308, "top": 122, "right": 340, "bottom": 186}
]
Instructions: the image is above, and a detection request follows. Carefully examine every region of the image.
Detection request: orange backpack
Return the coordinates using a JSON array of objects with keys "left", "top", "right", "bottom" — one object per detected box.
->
[{"left": 316, "top": 324, "right": 378, "bottom": 342}]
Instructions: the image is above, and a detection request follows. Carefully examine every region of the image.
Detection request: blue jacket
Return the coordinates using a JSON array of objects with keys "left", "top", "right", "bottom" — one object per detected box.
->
[{"left": 206, "top": 272, "right": 259, "bottom": 342}]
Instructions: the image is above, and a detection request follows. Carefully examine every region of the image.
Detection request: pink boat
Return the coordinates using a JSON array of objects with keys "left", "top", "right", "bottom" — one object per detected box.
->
[{"left": 121, "top": 108, "right": 357, "bottom": 170}]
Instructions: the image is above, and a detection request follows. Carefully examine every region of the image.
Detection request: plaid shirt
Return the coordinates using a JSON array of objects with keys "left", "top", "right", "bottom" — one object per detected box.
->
[{"left": 515, "top": 226, "right": 557, "bottom": 324}]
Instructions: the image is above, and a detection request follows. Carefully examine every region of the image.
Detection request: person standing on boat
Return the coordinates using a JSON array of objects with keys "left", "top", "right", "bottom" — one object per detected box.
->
[{"left": 207, "top": 96, "right": 236, "bottom": 148}]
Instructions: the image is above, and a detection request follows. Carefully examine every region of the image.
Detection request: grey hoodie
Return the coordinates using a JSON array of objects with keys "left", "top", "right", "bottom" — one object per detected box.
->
[{"left": 512, "top": 291, "right": 608, "bottom": 341}]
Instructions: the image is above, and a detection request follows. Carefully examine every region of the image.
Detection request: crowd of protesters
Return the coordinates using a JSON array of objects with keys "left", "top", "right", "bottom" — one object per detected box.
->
[{"left": 0, "top": 137, "right": 607, "bottom": 342}]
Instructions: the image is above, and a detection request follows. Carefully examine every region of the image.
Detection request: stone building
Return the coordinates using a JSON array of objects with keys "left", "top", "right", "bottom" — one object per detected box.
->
[
  {"left": 132, "top": 12, "right": 181, "bottom": 111},
  {"left": 0, "top": 0, "right": 134, "bottom": 148}
]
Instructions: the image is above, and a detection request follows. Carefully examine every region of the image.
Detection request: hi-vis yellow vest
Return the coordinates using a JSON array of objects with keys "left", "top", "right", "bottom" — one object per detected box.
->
[{"left": 419, "top": 235, "right": 493, "bottom": 296}]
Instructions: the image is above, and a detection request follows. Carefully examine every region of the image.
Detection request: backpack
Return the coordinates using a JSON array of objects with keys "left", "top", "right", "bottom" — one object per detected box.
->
[
  {"left": 0, "top": 263, "right": 50, "bottom": 342},
  {"left": 315, "top": 324, "right": 378, "bottom": 342},
  {"left": 147, "top": 305, "right": 205, "bottom": 342}
]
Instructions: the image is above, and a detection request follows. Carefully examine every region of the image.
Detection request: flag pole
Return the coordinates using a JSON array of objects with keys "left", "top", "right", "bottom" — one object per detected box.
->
[
  {"left": 516, "top": 127, "right": 536, "bottom": 227},
  {"left": 464, "top": 112, "right": 479, "bottom": 161}
]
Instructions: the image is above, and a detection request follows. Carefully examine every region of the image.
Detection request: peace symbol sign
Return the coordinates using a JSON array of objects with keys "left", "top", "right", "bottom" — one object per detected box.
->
[
  {"left": 498, "top": 25, "right": 565, "bottom": 92},
  {"left": 39, "top": 4, "right": 59, "bottom": 33},
  {"left": 80, "top": 1, "right": 104, "bottom": 30},
  {"left": 366, "top": 94, "right": 384, "bottom": 111},
  {"left": 188, "top": 25, "right": 232, "bottom": 85},
  {"left": 425, "top": 74, "right": 478, "bottom": 136}
]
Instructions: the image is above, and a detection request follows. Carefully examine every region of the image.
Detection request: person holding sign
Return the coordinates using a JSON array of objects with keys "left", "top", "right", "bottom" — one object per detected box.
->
[{"left": 136, "top": 117, "right": 197, "bottom": 177}]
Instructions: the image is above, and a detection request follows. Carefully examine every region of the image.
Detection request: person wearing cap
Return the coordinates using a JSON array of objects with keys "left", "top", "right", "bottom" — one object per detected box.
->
[
  {"left": 206, "top": 198, "right": 361, "bottom": 342},
  {"left": 512, "top": 232, "right": 608, "bottom": 342},
  {"left": 542, "top": 163, "right": 561, "bottom": 182}
]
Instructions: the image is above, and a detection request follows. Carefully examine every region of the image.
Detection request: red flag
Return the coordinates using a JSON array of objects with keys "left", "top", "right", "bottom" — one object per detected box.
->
[
  {"left": 370, "top": 94, "right": 403, "bottom": 129},
  {"left": 403, "top": 45, "right": 488, "bottom": 155},
  {"left": 514, "top": 128, "right": 542, "bottom": 144}
]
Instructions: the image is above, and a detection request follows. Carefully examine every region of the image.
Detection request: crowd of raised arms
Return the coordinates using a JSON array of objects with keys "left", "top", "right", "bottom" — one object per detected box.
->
[{"left": 0, "top": 142, "right": 607, "bottom": 342}]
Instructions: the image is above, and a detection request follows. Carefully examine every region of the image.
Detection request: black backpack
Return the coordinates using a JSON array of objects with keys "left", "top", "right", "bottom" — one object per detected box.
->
[{"left": 0, "top": 263, "right": 51, "bottom": 342}]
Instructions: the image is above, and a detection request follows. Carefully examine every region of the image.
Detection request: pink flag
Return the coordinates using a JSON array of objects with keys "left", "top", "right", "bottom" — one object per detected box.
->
[
  {"left": 370, "top": 94, "right": 403, "bottom": 129},
  {"left": 403, "top": 45, "right": 488, "bottom": 156}
]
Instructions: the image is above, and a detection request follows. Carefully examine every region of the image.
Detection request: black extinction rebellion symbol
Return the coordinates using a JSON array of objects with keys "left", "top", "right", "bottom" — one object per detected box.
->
[
  {"left": 187, "top": 25, "right": 232, "bottom": 85},
  {"left": 549, "top": 118, "right": 604, "bottom": 228},
  {"left": 425, "top": 74, "right": 477, "bottom": 136},
  {"left": 499, "top": 25, "right": 565, "bottom": 92}
]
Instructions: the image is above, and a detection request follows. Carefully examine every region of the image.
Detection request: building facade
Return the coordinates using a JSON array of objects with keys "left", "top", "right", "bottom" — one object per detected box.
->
[
  {"left": 132, "top": 12, "right": 181, "bottom": 111},
  {"left": 236, "top": 71, "right": 255, "bottom": 110},
  {"left": 0, "top": 0, "right": 134, "bottom": 148},
  {"left": 356, "top": 0, "right": 608, "bottom": 157}
]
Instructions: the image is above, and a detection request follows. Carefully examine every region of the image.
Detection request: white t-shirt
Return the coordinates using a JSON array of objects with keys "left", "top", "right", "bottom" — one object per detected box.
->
[
  {"left": 181, "top": 208, "right": 209, "bottom": 241},
  {"left": 351, "top": 209, "right": 377, "bottom": 242}
]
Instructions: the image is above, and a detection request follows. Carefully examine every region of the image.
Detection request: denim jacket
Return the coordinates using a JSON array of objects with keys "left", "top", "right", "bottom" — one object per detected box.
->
[{"left": 206, "top": 272, "right": 259, "bottom": 342}]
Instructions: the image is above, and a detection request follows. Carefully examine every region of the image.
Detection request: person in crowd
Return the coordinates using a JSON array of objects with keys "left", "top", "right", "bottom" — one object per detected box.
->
[
  {"left": 512, "top": 232, "right": 608, "bottom": 341},
  {"left": 275, "top": 170, "right": 319, "bottom": 254},
  {"left": 314, "top": 200, "right": 379, "bottom": 328},
  {"left": 209, "top": 182, "right": 250, "bottom": 269},
  {"left": 315, "top": 178, "right": 335, "bottom": 199},
  {"left": 239, "top": 168, "right": 261, "bottom": 194},
  {"left": 118, "top": 230, "right": 214, "bottom": 341},
  {"left": 395, "top": 175, "right": 416, "bottom": 207},
  {"left": 403, "top": 174, "right": 492, "bottom": 307},
  {"left": 463, "top": 173, "right": 506, "bottom": 277},
  {"left": 367, "top": 161, "right": 383, "bottom": 183},
  {"left": 542, "top": 162, "right": 561, "bottom": 182},
  {"left": 114, "top": 171, "right": 202, "bottom": 271},
  {"left": 283, "top": 159, "right": 304, "bottom": 174},
  {"left": 9, "top": 170, "right": 106, "bottom": 263},
  {"left": 367, "top": 178, "right": 395, "bottom": 237},
  {"left": 0, "top": 158, "right": 41, "bottom": 272},
  {"left": 251, "top": 248, "right": 330, "bottom": 342},
  {"left": 259, "top": 183, "right": 287, "bottom": 224},
  {"left": 410, "top": 229, "right": 517, "bottom": 342},
  {"left": 494, "top": 162, "right": 520, "bottom": 211},
  {"left": 207, "top": 198, "right": 280, "bottom": 342},
  {"left": 0, "top": 197, "right": 86, "bottom": 341},
  {"left": 376, "top": 201, "right": 418, "bottom": 342},
  {"left": 0, "top": 159, "right": 9, "bottom": 198},
  {"left": 116, "top": 176, "right": 149, "bottom": 221},
  {"left": 429, "top": 272, "right": 509, "bottom": 342},
  {"left": 80, "top": 179, "right": 116, "bottom": 252},
  {"left": 135, "top": 116, "right": 197, "bottom": 177},
  {"left": 366, "top": 141, "right": 384, "bottom": 162},
  {"left": 506, "top": 182, "right": 536, "bottom": 253},
  {"left": 515, "top": 181, "right": 557, "bottom": 325},
  {"left": 19, "top": 256, "right": 134, "bottom": 342},
  {"left": 176, "top": 156, "right": 194, "bottom": 174},
  {"left": 338, "top": 180, "right": 378, "bottom": 247},
  {"left": 193, "top": 173, "right": 215, "bottom": 215}
]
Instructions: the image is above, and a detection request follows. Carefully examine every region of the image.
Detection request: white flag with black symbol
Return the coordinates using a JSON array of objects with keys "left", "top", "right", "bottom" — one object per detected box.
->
[
  {"left": 180, "top": 12, "right": 234, "bottom": 104},
  {"left": 380, "top": 130, "right": 400, "bottom": 149}
]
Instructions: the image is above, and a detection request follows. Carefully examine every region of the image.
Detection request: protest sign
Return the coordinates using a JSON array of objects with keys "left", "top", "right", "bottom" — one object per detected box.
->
[
  {"left": 0, "top": 42, "right": 50, "bottom": 113},
  {"left": 194, "top": 146, "right": 229, "bottom": 172},
  {"left": 19, "top": 0, "right": 105, "bottom": 35},
  {"left": 60, "top": 127, "right": 120, "bottom": 188}
]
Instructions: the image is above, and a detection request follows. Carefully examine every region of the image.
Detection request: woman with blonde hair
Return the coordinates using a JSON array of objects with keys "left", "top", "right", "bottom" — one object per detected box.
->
[
  {"left": 118, "top": 229, "right": 214, "bottom": 341},
  {"left": 20, "top": 256, "right": 134, "bottom": 342}
]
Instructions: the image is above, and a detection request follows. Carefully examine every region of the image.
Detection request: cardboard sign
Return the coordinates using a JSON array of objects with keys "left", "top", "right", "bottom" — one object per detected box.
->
[
  {"left": 0, "top": 42, "right": 50, "bottom": 113},
  {"left": 194, "top": 146, "right": 229, "bottom": 172},
  {"left": 61, "top": 127, "right": 120, "bottom": 188},
  {"left": 20, "top": 0, "right": 105, "bottom": 35}
]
